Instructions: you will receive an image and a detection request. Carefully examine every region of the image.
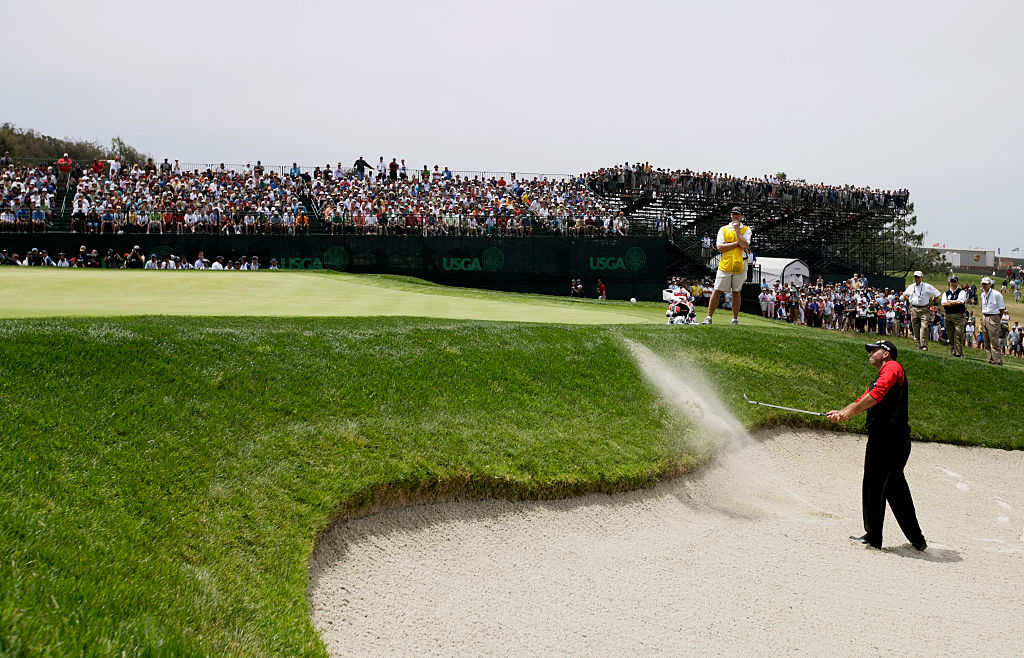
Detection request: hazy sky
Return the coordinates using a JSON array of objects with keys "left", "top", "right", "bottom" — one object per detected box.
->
[{"left": 6, "top": 0, "right": 1022, "bottom": 253}]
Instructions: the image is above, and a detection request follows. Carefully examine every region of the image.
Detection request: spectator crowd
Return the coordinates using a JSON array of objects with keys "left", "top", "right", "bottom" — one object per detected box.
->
[
  {"left": 306, "top": 158, "right": 625, "bottom": 237},
  {"left": 661, "top": 272, "right": 1019, "bottom": 358},
  {"left": 1, "top": 158, "right": 57, "bottom": 233},
  {"left": 588, "top": 162, "right": 910, "bottom": 211},
  {"left": 65, "top": 156, "right": 313, "bottom": 236},
  {"left": 5, "top": 155, "right": 919, "bottom": 240},
  {"left": 6, "top": 152, "right": 641, "bottom": 238},
  {"left": 0, "top": 244, "right": 282, "bottom": 270}
]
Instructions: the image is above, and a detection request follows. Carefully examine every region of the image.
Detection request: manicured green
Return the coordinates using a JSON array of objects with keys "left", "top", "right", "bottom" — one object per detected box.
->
[
  {"left": 1, "top": 276, "right": 1021, "bottom": 656},
  {"left": 0, "top": 269, "right": 660, "bottom": 324}
]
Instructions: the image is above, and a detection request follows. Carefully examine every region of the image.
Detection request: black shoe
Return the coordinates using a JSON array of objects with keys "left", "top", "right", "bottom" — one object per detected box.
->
[
  {"left": 912, "top": 539, "right": 927, "bottom": 551},
  {"left": 849, "top": 534, "right": 881, "bottom": 549}
]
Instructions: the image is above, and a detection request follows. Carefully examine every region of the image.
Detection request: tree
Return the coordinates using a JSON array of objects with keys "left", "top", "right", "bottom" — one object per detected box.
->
[
  {"left": 891, "top": 203, "right": 949, "bottom": 276},
  {"left": 0, "top": 123, "right": 148, "bottom": 166}
]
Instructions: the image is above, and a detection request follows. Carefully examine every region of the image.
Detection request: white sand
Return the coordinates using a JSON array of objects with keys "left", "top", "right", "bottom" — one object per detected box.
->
[{"left": 308, "top": 428, "right": 1024, "bottom": 656}]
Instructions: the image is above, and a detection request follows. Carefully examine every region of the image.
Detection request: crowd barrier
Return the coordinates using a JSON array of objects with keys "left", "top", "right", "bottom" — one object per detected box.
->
[{"left": 0, "top": 234, "right": 666, "bottom": 301}]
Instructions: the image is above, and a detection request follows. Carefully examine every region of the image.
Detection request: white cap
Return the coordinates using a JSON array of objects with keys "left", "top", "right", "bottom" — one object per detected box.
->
[
  {"left": 913, "top": 270, "right": 923, "bottom": 277},
  {"left": 981, "top": 276, "right": 993, "bottom": 285}
]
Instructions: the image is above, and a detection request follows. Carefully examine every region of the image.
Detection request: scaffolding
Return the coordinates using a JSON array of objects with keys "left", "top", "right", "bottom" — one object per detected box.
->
[{"left": 592, "top": 187, "right": 911, "bottom": 276}]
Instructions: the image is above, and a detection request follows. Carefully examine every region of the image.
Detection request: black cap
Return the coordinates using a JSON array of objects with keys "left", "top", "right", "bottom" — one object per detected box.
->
[
  {"left": 730, "top": 206, "right": 743, "bottom": 214},
  {"left": 865, "top": 340, "right": 898, "bottom": 361}
]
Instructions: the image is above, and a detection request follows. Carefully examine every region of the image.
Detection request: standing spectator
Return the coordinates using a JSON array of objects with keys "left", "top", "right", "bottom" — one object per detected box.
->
[
  {"left": 57, "top": 153, "right": 73, "bottom": 186},
  {"left": 901, "top": 271, "right": 941, "bottom": 351},
  {"left": 0, "top": 151, "right": 13, "bottom": 169},
  {"left": 352, "top": 156, "right": 372, "bottom": 181},
  {"left": 758, "top": 288, "right": 771, "bottom": 317},
  {"left": 596, "top": 278, "right": 607, "bottom": 300},
  {"left": 941, "top": 275, "right": 968, "bottom": 358},
  {"left": 979, "top": 277, "right": 1006, "bottom": 365},
  {"left": 703, "top": 207, "right": 751, "bottom": 326}
]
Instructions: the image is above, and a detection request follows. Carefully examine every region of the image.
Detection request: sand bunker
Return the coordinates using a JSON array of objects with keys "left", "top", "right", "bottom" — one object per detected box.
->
[{"left": 309, "top": 428, "right": 1024, "bottom": 656}]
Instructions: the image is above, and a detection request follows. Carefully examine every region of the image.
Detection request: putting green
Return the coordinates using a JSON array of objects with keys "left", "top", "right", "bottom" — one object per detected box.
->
[{"left": 0, "top": 269, "right": 662, "bottom": 324}]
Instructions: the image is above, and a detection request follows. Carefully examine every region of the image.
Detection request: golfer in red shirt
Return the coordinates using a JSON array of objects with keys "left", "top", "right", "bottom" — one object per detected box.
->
[{"left": 827, "top": 340, "right": 927, "bottom": 551}]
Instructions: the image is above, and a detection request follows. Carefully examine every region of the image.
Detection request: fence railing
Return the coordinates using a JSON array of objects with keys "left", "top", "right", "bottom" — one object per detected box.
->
[{"left": 5, "top": 156, "right": 577, "bottom": 181}]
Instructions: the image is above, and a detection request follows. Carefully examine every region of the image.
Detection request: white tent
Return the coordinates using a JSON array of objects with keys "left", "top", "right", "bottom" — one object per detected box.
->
[{"left": 755, "top": 257, "right": 810, "bottom": 287}]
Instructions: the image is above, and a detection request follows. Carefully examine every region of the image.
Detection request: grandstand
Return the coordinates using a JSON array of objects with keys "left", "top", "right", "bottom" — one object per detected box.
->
[
  {"left": 2, "top": 155, "right": 913, "bottom": 297},
  {"left": 586, "top": 165, "right": 913, "bottom": 278}
]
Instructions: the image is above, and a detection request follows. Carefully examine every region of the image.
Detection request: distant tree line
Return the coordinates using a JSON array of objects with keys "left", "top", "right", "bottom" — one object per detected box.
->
[{"left": 0, "top": 123, "right": 148, "bottom": 167}]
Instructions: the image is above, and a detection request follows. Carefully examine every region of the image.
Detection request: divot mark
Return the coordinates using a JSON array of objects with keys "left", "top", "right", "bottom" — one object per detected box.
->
[
  {"left": 938, "top": 467, "right": 962, "bottom": 479},
  {"left": 997, "top": 516, "right": 1009, "bottom": 524},
  {"left": 996, "top": 500, "right": 1012, "bottom": 511},
  {"left": 956, "top": 482, "right": 970, "bottom": 492}
]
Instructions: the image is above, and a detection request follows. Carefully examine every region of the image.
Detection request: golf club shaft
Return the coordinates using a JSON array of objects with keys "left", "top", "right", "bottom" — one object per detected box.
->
[{"left": 743, "top": 394, "right": 825, "bottom": 417}]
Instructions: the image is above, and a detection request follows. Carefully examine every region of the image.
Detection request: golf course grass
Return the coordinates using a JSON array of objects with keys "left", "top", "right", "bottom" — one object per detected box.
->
[
  {"left": 0, "top": 269, "right": 659, "bottom": 324},
  {"left": 0, "top": 271, "right": 1020, "bottom": 656}
]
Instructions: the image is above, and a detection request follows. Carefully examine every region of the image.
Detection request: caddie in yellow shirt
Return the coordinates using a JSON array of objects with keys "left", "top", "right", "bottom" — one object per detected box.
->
[{"left": 703, "top": 207, "right": 752, "bottom": 325}]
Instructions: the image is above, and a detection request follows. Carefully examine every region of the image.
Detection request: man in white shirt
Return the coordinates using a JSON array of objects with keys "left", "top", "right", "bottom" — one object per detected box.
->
[
  {"left": 941, "top": 275, "right": 968, "bottom": 357},
  {"left": 211, "top": 256, "right": 225, "bottom": 270},
  {"left": 980, "top": 276, "right": 1006, "bottom": 365},
  {"left": 194, "top": 251, "right": 207, "bottom": 270},
  {"left": 901, "top": 270, "right": 941, "bottom": 350}
]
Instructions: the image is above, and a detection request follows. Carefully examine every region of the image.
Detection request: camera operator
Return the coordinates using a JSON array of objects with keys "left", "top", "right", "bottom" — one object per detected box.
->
[{"left": 103, "top": 248, "right": 124, "bottom": 269}]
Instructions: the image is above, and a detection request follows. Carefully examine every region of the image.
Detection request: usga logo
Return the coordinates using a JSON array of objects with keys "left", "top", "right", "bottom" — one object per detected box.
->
[
  {"left": 589, "top": 256, "right": 629, "bottom": 270},
  {"left": 281, "top": 257, "right": 323, "bottom": 269},
  {"left": 590, "top": 246, "right": 647, "bottom": 271},
  {"left": 442, "top": 247, "right": 504, "bottom": 272},
  {"left": 443, "top": 257, "right": 482, "bottom": 271}
]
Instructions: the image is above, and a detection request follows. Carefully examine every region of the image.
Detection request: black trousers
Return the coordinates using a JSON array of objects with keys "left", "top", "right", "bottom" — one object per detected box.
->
[{"left": 862, "top": 437, "right": 925, "bottom": 547}]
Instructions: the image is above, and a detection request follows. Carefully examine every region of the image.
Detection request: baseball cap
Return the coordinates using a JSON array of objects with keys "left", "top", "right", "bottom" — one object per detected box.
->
[
  {"left": 981, "top": 276, "right": 993, "bottom": 285},
  {"left": 865, "top": 340, "right": 898, "bottom": 361},
  {"left": 948, "top": 274, "right": 958, "bottom": 281},
  {"left": 730, "top": 206, "right": 743, "bottom": 214},
  {"left": 913, "top": 270, "right": 923, "bottom": 277}
]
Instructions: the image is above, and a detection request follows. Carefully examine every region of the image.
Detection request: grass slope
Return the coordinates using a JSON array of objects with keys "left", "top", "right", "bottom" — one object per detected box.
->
[
  {"left": 1, "top": 281, "right": 1020, "bottom": 655},
  {"left": 0, "top": 318, "right": 691, "bottom": 656}
]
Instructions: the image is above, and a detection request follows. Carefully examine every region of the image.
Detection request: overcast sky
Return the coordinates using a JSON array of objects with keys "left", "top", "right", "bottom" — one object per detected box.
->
[{"left": 6, "top": 0, "right": 1022, "bottom": 253}]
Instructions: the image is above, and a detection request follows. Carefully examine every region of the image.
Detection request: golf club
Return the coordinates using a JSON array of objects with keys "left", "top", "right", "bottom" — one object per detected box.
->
[{"left": 743, "top": 394, "right": 826, "bottom": 417}]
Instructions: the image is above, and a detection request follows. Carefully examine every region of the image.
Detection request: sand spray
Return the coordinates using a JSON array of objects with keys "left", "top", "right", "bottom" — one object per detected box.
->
[{"left": 624, "top": 339, "right": 827, "bottom": 517}]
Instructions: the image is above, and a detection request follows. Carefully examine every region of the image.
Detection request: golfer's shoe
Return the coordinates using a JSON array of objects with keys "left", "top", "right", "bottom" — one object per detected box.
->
[
  {"left": 912, "top": 538, "right": 927, "bottom": 551},
  {"left": 731, "top": 318, "right": 739, "bottom": 325},
  {"left": 849, "top": 534, "right": 882, "bottom": 549},
  {"left": 702, "top": 316, "right": 713, "bottom": 325}
]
